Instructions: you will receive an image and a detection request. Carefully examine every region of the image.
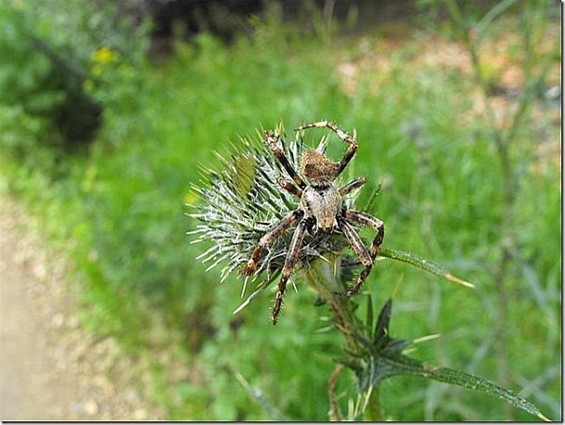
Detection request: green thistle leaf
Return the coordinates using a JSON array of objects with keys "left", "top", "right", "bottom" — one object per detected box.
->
[
  {"left": 355, "top": 299, "right": 550, "bottom": 421},
  {"left": 379, "top": 247, "right": 475, "bottom": 288},
  {"left": 374, "top": 355, "right": 550, "bottom": 421}
]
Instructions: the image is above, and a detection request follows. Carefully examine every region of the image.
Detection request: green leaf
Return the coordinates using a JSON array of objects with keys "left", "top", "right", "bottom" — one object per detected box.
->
[
  {"left": 373, "top": 297, "right": 392, "bottom": 344},
  {"left": 357, "top": 299, "right": 550, "bottom": 421},
  {"left": 379, "top": 247, "right": 475, "bottom": 288},
  {"left": 375, "top": 355, "right": 550, "bottom": 421}
]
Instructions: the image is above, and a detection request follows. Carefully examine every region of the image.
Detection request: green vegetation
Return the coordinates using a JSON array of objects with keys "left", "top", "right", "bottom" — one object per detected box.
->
[{"left": 0, "top": 0, "right": 560, "bottom": 420}]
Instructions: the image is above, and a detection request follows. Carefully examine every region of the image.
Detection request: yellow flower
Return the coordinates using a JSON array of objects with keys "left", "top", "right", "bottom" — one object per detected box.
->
[{"left": 92, "top": 47, "right": 118, "bottom": 64}]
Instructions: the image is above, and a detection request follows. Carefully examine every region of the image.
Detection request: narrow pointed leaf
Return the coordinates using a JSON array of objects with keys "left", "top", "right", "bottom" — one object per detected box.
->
[
  {"left": 374, "top": 355, "right": 550, "bottom": 421},
  {"left": 379, "top": 247, "right": 475, "bottom": 288},
  {"left": 373, "top": 298, "right": 393, "bottom": 344}
]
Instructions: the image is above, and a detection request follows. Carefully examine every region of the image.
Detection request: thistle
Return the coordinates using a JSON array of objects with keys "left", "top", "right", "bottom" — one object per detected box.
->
[
  {"left": 188, "top": 122, "right": 549, "bottom": 421},
  {"left": 189, "top": 122, "right": 375, "bottom": 321}
]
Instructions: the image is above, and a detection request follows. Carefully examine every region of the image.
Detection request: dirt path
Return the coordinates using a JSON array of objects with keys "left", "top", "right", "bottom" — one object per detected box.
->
[{"left": 0, "top": 193, "right": 163, "bottom": 420}]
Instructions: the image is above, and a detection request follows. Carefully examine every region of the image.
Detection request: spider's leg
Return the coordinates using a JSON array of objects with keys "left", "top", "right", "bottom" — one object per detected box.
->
[
  {"left": 272, "top": 219, "right": 309, "bottom": 324},
  {"left": 339, "top": 219, "right": 374, "bottom": 296},
  {"left": 264, "top": 130, "right": 307, "bottom": 189},
  {"left": 241, "top": 209, "right": 304, "bottom": 276},
  {"left": 295, "top": 121, "right": 358, "bottom": 176},
  {"left": 345, "top": 210, "right": 384, "bottom": 259},
  {"left": 339, "top": 176, "right": 367, "bottom": 196},
  {"left": 277, "top": 177, "right": 303, "bottom": 198}
]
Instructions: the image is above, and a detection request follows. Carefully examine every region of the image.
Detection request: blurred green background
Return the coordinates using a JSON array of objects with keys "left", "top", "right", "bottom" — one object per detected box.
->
[{"left": 0, "top": 0, "right": 560, "bottom": 420}]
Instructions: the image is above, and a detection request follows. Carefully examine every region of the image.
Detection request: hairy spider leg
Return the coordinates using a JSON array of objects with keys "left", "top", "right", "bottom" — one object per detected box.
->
[
  {"left": 345, "top": 210, "right": 384, "bottom": 259},
  {"left": 264, "top": 130, "right": 307, "bottom": 189},
  {"left": 339, "top": 210, "right": 385, "bottom": 295},
  {"left": 272, "top": 219, "right": 309, "bottom": 324},
  {"left": 339, "top": 219, "right": 374, "bottom": 296},
  {"left": 339, "top": 176, "right": 367, "bottom": 196},
  {"left": 241, "top": 209, "right": 304, "bottom": 276},
  {"left": 277, "top": 177, "right": 303, "bottom": 198},
  {"left": 295, "top": 121, "right": 358, "bottom": 177}
]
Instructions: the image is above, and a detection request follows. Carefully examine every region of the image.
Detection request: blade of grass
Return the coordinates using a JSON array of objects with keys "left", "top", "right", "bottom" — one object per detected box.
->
[{"left": 235, "top": 372, "right": 287, "bottom": 421}]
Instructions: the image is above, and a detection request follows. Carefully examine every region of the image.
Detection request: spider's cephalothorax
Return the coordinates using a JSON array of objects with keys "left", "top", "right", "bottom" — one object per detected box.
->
[{"left": 241, "top": 121, "right": 384, "bottom": 324}]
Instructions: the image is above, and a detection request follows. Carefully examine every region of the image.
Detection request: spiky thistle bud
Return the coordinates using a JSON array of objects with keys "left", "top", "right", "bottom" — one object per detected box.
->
[{"left": 188, "top": 123, "right": 364, "bottom": 315}]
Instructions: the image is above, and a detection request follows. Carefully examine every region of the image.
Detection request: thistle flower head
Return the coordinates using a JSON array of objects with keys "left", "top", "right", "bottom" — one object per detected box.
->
[{"left": 188, "top": 123, "right": 362, "bottom": 304}]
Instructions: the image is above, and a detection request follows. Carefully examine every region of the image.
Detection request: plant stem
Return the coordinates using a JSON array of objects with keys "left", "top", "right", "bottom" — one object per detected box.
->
[
  {"left": 364, "top": 384, "right": 384, "bottom": 421},
  {"left": 328, "top": 364, "right": 344, "bottom": 421},
  {"left": 303, "top": 257, "right": 363, "bottom": 354},
  {"left": 303, "top": 257, "right": 384, "bottom": 421}
]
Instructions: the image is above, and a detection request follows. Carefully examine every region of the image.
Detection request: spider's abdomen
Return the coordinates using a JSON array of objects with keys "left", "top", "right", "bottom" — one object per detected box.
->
[
  {"left": 301, "top": 185, "right": 341, "bottom": 232},
  {"left": 300, "top": 149, "right": 340, "bottom": 184}
]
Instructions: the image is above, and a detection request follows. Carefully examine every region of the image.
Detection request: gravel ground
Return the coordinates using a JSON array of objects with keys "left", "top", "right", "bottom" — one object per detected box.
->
[{"left": 0, "top": 193, "right": 164, "bottom": 420}]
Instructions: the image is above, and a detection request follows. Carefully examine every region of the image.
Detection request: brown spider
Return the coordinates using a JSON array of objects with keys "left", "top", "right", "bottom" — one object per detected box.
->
[{"left": 241, "top": 121, "right": 384, "bottom": 324}]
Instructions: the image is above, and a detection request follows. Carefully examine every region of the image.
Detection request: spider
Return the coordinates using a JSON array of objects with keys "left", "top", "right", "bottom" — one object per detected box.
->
[{"left": 241, "top": 121, "right": 384, "bottom": 324}]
